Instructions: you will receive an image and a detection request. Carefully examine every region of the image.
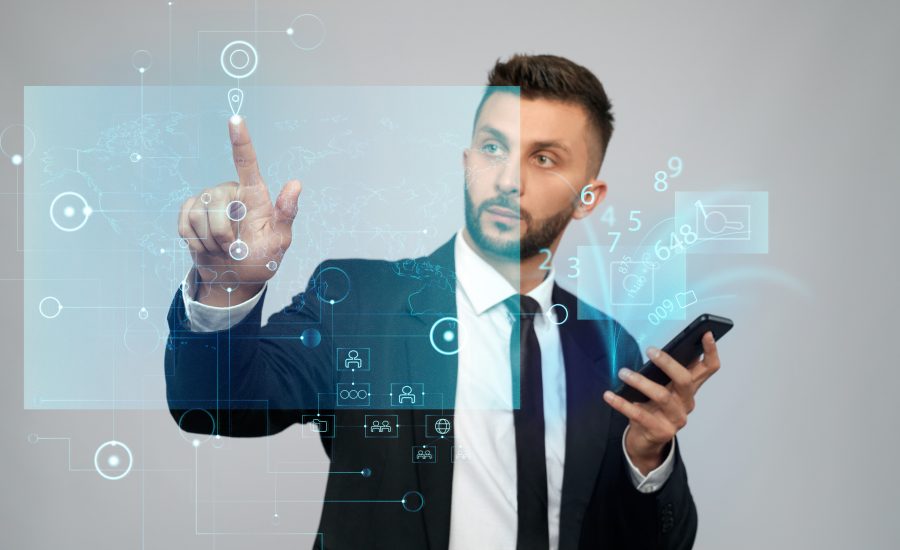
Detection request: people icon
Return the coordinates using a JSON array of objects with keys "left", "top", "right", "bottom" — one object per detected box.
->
[
  {"left": 370, "top": 420, "right": 392, "bottom": 433},
  {"left": 344, "top": 349, "right": 362, "bottom": 370},
  {"left": 398, "top": 385, "right": 416, "bottom": 405},
  {"left": 416, "top": 449, "right": 433, "bottom": 460}
]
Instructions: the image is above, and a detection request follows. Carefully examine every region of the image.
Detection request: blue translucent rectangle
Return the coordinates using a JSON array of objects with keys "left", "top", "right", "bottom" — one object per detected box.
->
[{"left": 675, "top": 191, "right": 769, "bottom": 254}]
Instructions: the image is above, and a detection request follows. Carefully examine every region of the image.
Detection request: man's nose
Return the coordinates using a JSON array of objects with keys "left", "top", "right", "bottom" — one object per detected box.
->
[{"left": 495, "top": 156, "right": 520, "bottom": 196}]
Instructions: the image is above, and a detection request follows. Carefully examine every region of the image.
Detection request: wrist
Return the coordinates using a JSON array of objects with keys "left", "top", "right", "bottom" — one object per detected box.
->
[
  {"left": 625, "top": 427, "right": 669, "bottom": 475},
  {"left": 190, "top": 267, "right": 264, "bottom": 307}
]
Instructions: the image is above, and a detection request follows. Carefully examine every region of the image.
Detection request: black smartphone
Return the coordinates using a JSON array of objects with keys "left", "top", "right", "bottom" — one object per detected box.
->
[{"left": 614, "top": 313, "right": 734, "bottom": 402}]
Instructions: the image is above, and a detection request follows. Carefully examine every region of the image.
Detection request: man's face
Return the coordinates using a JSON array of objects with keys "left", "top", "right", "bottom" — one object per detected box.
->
[{"left": 463, "top": 92, "right": 604, "bottom": 260}]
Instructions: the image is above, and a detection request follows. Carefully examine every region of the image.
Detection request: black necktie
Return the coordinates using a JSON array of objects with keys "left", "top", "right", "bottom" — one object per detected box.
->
[{"left": 505, "top": 294, "right": 550, "bottom": 550}]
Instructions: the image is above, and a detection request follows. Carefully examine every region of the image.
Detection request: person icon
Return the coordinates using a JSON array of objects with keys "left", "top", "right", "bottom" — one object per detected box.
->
[{"left": 398, "top": 385, "right": 416, "bottom": 405}]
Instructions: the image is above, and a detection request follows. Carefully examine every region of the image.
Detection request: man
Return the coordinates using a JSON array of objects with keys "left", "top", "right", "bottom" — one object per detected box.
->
[{"left": 167, "top": 54, "right": 720, "bottom": 549}]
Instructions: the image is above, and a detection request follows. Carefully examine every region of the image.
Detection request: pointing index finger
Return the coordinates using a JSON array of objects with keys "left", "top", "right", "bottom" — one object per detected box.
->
[{"left": 229, "top": 115, "right": 262, "bottom": 187}]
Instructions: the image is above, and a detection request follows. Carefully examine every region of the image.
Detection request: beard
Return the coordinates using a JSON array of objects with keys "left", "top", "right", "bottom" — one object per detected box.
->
[{"left": 464, "top": 187, "right": 575, "bottom": 260}]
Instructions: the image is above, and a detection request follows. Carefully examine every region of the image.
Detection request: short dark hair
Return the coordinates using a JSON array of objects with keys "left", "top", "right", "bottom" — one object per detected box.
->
[{"left": 473, "top": 53, "right": 615, "bottom": 177}]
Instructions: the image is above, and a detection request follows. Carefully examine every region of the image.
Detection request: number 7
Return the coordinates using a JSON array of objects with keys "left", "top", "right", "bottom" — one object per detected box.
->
[{"left": 608, "top": 231, "right": 621, "bottom": 253}]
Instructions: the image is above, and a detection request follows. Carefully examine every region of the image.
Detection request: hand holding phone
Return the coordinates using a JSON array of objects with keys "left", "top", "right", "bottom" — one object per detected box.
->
[{"left": 614, "top": 313, "right": 733, "bottom": 402}]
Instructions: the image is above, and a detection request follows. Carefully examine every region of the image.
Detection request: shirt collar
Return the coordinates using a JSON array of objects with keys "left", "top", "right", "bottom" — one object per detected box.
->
[{"left": 454, "top": 228, "right": 557, "bottom": 316}]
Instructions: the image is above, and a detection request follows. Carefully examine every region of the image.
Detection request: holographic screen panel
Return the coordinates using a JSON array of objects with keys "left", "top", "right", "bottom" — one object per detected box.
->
[{"left": 24, "top": 85, "right": 505, "bottom": 410}]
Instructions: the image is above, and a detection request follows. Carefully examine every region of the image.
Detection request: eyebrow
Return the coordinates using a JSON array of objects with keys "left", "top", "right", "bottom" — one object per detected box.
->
[{"left": 476, "top": 125, "right": 510, "bottom": 146}]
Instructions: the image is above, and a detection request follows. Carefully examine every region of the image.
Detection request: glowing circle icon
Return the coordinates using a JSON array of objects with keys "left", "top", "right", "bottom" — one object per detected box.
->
[
  {"left": 226, "top": 200, "right": 247, "bottom": 221},
  {"left": 131, "top": 49, "right": 153, "bottom": 73},
  {"left": 300, "top": 328, "right": 321, "bottom": 348},
  {"left": 0, "top": 124, "right": 37, "bottom": 166},
  {"left": 548, "top": 303, "right": 569, "bottom": 325},
  {"left": 50, "top": 191, "right": 92, "bottom": 232},
  {"left": 229, "top": 239, "right": 249, "bottom": 261},
  {"left": 178, "top": 409, "right": 217, "bottom": 444},
  {"left": 220, "top": 40, "right": 259, "bottom": 80},
  {"left": 429, "top": 317, "right": 459, "bottom": 355},
  {"left": 287, "top": 14, "right": 326, "bottom": 51},
  {"left": 38, "top": 296, "right": 62, "bottom": 319},
  {"left": 315, "top": 266, "right": 351, "bottom": 304},
  {"left": 94, "top": 440, "right": 134, "bottom": 481},
  {"left": 401, "top": 491, "right": 425, "bottom": 513}
]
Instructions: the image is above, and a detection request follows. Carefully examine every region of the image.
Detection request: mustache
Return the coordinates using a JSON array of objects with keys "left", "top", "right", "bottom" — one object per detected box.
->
[{"left": 478, "top": 196, "right": 531, "bottom": 223}]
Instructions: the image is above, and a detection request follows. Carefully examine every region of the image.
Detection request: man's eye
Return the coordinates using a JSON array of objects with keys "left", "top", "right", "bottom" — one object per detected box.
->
[
  {"left": 536, "top": 154, "right": 554, "bottom": 166},
  {"left": 481, "top": 143, "right": 501, "bottom": 155}
]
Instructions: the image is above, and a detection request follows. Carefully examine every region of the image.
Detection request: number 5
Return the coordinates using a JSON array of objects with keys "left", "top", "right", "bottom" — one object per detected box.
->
[{"left": 628, "top": 210, "right": 641, "bottom": 232}]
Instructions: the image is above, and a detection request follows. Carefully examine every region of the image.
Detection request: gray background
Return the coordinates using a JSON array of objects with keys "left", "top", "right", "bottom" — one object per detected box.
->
[{"left": 3, "top": 0, "right": 899, "bottom": 548}]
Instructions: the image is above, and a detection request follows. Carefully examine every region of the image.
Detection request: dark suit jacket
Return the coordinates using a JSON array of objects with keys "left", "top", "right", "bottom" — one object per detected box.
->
[{"left": 165, "top": 235, "right": 697, "bottom": 549}]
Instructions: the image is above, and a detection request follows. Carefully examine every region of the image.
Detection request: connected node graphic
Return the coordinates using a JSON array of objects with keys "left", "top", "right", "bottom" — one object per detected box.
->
[
  {"left": 49, "top": 191, "right": 92, "bottom": 232},
  {"left": 94, "top": 440, "right": 134, "bottom": 481},
  {"left": 220, "top": 40, "right": 258, "bottom": 79}
]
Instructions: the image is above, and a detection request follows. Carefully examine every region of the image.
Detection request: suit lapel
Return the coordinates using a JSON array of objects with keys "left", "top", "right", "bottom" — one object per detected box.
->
[
  {"left": 402, "top": 236, "right": 458, "bottom": 550},
  {"left": 554, "top": 285, "right": 615, "bottom": 550}
]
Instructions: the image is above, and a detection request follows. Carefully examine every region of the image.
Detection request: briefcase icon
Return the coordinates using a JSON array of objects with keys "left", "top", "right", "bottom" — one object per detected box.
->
[
  {"left": 311, "top": 418, "right": 328, "bottom": 433},
  {"left": 344, "top": 350, "right": 362, "bottom": 370}
]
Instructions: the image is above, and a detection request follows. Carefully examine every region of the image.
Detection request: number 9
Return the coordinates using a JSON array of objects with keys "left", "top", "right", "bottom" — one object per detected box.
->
[{"left": 668, "top": 156, "right": 683, "bottom": 178}]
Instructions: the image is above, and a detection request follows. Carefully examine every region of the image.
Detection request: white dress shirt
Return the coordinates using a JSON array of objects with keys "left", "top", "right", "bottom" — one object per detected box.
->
[{"left": 181, "top": 229, "right": 676, "bottom": 549}]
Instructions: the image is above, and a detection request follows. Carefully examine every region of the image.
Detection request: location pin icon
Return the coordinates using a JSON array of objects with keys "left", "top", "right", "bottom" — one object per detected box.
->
[{"left": 228, "top": 88, "right": 244, "bottom": 117}]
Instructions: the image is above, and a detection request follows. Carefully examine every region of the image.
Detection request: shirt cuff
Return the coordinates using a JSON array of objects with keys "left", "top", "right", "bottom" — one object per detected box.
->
[
  {"left": 180, "top": 269, "right": 266, "bottom": 332},
  {"left": 621, "top": 425, "right": 676, "bottom": 493}
]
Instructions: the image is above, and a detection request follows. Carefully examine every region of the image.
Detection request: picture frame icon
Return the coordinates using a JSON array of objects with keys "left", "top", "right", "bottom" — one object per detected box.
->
[
  {"left": 694, "top": 200, "right": 750, "bottom": 241},
  {"left": 609, "top": 261, "right": 655, "bottom": 306}
]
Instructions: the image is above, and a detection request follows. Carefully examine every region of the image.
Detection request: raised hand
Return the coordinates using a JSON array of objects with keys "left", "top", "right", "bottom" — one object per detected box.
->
[{"left": 178, "top": 116, "right": 303, "bottom": 306}]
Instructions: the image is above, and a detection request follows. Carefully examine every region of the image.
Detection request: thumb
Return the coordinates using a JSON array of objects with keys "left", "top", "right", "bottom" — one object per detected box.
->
[{"left": 273, "top": 179, "right": 302, "bottom": 228}]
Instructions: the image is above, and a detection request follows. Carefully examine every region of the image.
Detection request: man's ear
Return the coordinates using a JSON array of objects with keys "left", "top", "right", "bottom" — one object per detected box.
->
[{"left": 572, "top": 178, "right": 607, "bottom": 220}]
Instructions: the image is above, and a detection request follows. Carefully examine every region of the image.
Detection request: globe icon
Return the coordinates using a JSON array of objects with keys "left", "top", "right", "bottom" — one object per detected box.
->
[{"left": 434, "top": 418, "right": 451, "bottom": 435}]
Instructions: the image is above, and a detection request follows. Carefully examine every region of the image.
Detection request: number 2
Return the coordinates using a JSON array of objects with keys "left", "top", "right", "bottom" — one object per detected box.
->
[{"left": 539, "top": 248, "right": 552, "bottom": 270}]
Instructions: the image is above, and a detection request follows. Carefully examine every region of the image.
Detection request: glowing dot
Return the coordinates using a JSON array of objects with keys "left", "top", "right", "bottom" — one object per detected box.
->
[
  {"left": 83, "top": 206, "right": 93, "bottom": 216},
  {"left": 443, "top": 330, "right": 454, "bottom": 342},
  {"left": 107, "top": 455, "right": 120, "bottom": 467},
  {"left": 329, "top": 299, "right": 335, "bottom": 305},
  {"left": 159, "top": 248, "right": 165, "bottom": 254},
  {"left": 63, "top": 206, "right": 75, "bottom": 218},
  {"left": 11, "top": 154, "right": 22, "bottom": 166},
  {"left": 139, "top": 67, "right": 146, "bottom": 74},
  {"left": 230, "top": 114, "right": 242, "bottom": 125},
  {"left": 130, "top": 152, "right": 142, "bottom": 162},
  {"left": 423, "top": 228, "right": 428, "bottom": 234},
  {"left": 286, "top": 27, "right": 294, "bottom": 36},
  {"left": 226, "top": 287, "right": 233, "bottom": 293},
  {"left": 192, "top": 439, "right": 200, "bottom": 447}
]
